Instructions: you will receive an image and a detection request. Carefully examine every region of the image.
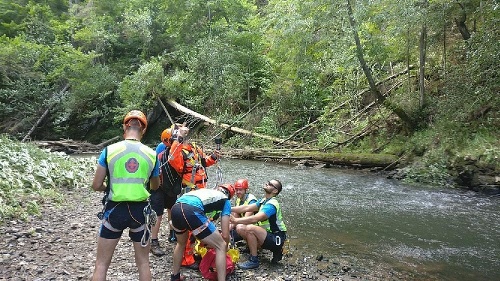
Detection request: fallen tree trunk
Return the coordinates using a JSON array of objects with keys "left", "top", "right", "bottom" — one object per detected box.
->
[
  {"left": 22, "top": 107, "right": 51, "bottom": 142},
  {"left": 227, "top": 148, "right": 399, "bottom": 170},
  {"left": 33, "top": 139, "right": 100, "bottom": 154},
  {"left": 29, "top": 139, "right": 399, "bottom": 170},
  {"left": 166, "top": 99, "right": 300, "bottom": 147},
  {"left": 22, "top": 84, "right": 70, "bottom": 142}
]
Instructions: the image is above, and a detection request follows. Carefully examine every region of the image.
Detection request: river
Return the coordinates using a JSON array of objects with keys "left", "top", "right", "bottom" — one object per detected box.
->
[{"left": 208, "top": 158, "right": 500, "bottom": 281}]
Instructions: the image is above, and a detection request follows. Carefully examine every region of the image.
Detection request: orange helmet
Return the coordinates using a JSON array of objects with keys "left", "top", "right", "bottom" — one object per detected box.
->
[
  {"left": 234, "top": 179, "right": 249, "bottom": 190},
  {"left": 219, "top": 183, "right": 235, "bottom": 199},
  {"left": 123, "top": 110, "right": 148, "bottom": 129},
  {"left": 161, "top": 128, "right": 172, "bottom": 145}
]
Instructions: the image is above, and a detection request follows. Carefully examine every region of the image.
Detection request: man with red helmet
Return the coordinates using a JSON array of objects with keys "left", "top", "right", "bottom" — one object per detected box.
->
[
  {"left": 233, "top": 179, "right": 258, "bottom": 217},
  {"left": 230, "top": 179, "right": 257, "bottom": 243},
  {"left": 169, "top": 184, "right": 235, "bottom": 281},
  {"left": 230, "top": 179, "right": 287, "bottom": 270},
  {"left": 91, "top": 110, "right": 160, "bottom": 281}
]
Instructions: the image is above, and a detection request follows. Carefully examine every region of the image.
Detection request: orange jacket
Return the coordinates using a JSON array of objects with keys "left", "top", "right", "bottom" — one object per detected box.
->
[{"left": 168, "top": 140, "right": 217, "bottom": 189}]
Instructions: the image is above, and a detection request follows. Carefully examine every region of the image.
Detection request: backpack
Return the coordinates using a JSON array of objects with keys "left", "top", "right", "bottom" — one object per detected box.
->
[
  {"left": 199, "top": 248, "right": 235, "bottom": 281},
  {"left": 158, "top": 149, "right": 182, "bottom": 196}
]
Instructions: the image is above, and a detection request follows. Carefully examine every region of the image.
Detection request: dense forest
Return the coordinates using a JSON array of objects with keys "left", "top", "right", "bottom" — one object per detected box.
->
[{"left": 0, "top": 0, "right": 498, "bottom": 190}]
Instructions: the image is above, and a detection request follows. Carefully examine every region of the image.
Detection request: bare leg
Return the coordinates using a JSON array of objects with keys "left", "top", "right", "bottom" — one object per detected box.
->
[
  {"left": 92, "top": 237, "right": 120, "bottom": 281},
  {"left": 133, "top": 241, "right": 152, "bottom": 281},
  {"left": 236, "top": 224, "right": 268, "bottom": 256},
  {"left": 201, "top": 231, "right": 228, "bottom": 281},
  {"left": 167, "top": 208, "right": 172, "bottom": 222},
  {"left": 172, "top": 231, "right": 188, "bottom": 275}
]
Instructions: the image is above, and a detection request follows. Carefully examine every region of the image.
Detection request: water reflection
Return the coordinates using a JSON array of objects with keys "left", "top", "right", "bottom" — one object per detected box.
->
[{"left": 209, "top": 159, "right": 500, "bottom": 280}]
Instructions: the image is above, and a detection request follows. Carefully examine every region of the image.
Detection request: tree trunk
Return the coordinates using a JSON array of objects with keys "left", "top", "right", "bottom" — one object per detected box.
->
[
  {"left": 454, "top": 2, "right": 471, "bottom": 40},
  {"left": 166, "top": 100, "right": 299, "bottom": 146},
  {"left": 346, "top": 0, "right": 416, "bottom": 130},
  {"left": 228, "top": 148, "right": 399, "bottom": 170},
  {"left": 419, "top": 23, "right": 427, "bottom": 108},
  {"left": 22, "top": 84, "right": 70, "bottom": 142}
]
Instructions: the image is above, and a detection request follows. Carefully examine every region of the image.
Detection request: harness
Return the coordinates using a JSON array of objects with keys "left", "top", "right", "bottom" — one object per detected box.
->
[
  {"left": 96, "top": 142, "right": 157, "bottom": 247},
  {"left": 181, "top": 142, "right": 208, "bottom": 193},
  {"left": 170, "top": 203, "right": 210, "bottom": 236},
  {"left": 99, "top": 201, "right": 157, "bottom": 247}
]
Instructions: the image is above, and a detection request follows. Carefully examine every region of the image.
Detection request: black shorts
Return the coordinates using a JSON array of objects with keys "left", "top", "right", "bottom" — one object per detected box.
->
[
  {"left": 150, "top": 188, "right": 177, "bottom": 216},
  {"left": 261, "top": 232, "right": 287, "bottom": 252},
  {"left": 99, "top": 201, "right": 148, "bottom": 242},
  {"left": 170, "top": 203, "right": 217, "bottom": 240}
]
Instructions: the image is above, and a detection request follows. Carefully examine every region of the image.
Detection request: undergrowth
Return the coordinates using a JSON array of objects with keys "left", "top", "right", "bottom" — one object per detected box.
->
[{"left": 0, "top": 135, "right": 96, "bottom": 222}]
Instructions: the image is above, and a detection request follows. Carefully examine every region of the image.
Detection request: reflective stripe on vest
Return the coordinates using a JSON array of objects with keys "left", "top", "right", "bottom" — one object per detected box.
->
[
  {"left": 257, "top": 197, "right": 287, "bottom": 233},
  {"left": 107, "top": 140, "right": 156, "bottom": 202}
]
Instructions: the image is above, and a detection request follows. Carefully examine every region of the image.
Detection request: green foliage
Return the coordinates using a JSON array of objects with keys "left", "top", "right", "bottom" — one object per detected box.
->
[
  {"left": 118, "top": 59, "right": 163, "bottom": 112},
  {"left": 0, "top": 0, "right": 497, "bottom": 189},
  {"left": 0, "top": 135, "right": 95, "bottom": 222}
]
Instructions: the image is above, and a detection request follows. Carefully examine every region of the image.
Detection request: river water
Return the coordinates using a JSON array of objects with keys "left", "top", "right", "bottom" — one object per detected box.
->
[{"left": 208, "top": 158, "right": 500, "bottom": 281}]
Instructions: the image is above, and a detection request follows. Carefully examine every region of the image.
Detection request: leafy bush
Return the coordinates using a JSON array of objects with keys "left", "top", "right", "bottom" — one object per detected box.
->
[{"left": 0, "top": 135, "right": 96, "bottom": 222}]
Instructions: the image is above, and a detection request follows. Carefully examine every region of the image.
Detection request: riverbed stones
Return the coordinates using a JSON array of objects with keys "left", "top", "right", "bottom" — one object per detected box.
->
[{"left": 0, "top": 186, "right": 410, "bottom": 280}]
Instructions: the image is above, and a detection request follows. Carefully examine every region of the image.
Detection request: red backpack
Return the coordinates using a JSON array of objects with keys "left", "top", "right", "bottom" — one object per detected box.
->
[{"left": 199, "top": 248, "right": 235, "bottom": 280}]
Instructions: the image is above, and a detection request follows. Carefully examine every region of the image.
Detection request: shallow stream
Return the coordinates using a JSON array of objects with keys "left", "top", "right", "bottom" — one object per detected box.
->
[{"left": 210, "top": 159, "right": 500, "bottom": 281}]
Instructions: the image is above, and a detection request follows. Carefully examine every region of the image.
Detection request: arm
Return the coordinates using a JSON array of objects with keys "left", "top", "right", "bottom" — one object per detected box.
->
[
  {"left": 167, "top": 141, "right": 185, "bottom": 174},
  {"left": 243, "top": 210, "right": 255, "bottom": 217},
  {"left": 149, "top": 176, "right": 160, "bottom": 191},
  {"left": 92, "top": 165, "right": 107, "bottom": 192},
  {"left": 148, "top": 157, "right": 161, "bottom": 190},
  {"left": 220, "top": 215, "right": 230, "bottom": 245},
  {"left": 220, "top": 200, "right": 232, "bottom": 244},
  {"left": 231, "top": 203, "right": 259, "bottom": 214},
  {"left": 203, "top": 149, "right": 219, "bottom": 167},
  {"left": 231, "top": 212, "right": 268, "bottom": 225}
]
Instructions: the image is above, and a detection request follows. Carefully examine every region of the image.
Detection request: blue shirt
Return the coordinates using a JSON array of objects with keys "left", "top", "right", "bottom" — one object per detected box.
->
[
  {"left": 257, "top": 199, "right": 277, "bottom": 218},
  {"left": 155, "top": 142, "right": 167, "bottom": 155},
  {"left": 177, "top": 189, "right": 232, "bottom": 217}
]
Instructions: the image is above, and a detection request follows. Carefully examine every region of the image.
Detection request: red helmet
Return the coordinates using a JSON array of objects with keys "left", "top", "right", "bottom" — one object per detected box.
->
[
  {"left": 161, "top": 128, "right": 172, "bottom": 145},
  {"left": 123, "top": 110, "right": 148, "bottom": 129},
  {"left": 234, "top": 179, "right": 249, "bottom": 190},
  {"left": 219, "top": 183, "right": 235, "bottom": 199}
]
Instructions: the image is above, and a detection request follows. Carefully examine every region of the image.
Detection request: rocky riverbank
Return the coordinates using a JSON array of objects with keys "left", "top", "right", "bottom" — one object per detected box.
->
[{"left": 0, "top": 186, "right": 410, "bottom": 281}]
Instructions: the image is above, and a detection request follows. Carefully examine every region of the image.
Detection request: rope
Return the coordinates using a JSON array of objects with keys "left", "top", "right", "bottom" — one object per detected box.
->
[
  {"left": 213, "top": 137, "right": 223, "bottom": 188},
  {"left": 214, "top": 164, "right": 223, "bottom": 189}
]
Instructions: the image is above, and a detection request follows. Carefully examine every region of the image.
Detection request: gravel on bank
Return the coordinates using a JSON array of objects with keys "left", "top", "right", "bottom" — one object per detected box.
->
[{"left": 0, "top": 186, "right": 409, "bottom": 281}]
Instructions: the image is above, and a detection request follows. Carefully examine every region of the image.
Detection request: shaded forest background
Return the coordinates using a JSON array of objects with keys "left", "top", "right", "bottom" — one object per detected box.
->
[{"left": 0, "top": 0, "right": 498, "bottom": 189}]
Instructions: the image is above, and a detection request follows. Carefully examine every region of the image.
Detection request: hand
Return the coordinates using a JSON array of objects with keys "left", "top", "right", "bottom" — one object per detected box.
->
[
  {"left": 229, "top": 214, "right": 238, "bottom": 224},
  {"left": 179, "top": 126, "right": 189, "bottom": 138},
  {"left": 211, "top": 150, "right": 220, "bottom": 160}
]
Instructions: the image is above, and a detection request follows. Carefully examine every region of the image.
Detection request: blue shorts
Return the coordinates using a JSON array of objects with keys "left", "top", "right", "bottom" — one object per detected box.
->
[
  {"left": 261, "top": 231, "right": 287, "bottom": 252},
  {"left": 99, "top": 201, "right": 149, "bottom": 242},
  {"left": 150, "top": 188, "right": 177, "bottom": 216},
  {"left": 170, "top": 203, "right": 217, "bottom": 240}
]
